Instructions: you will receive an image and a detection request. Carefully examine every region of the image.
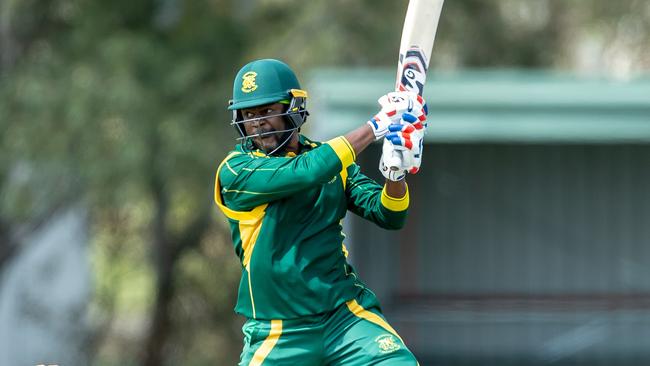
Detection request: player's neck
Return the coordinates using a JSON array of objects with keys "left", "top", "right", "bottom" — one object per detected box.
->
[{"left": 283, "top": 134, "right": 301, "bottom": 155}]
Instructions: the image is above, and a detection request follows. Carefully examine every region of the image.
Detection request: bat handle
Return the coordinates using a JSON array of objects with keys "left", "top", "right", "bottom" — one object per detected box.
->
[
  {"left": 387, "top": 153, "right": 403, "bottom": 171},
  {"left": 386, "top": 121, "right": 404, "bottom": 171}
]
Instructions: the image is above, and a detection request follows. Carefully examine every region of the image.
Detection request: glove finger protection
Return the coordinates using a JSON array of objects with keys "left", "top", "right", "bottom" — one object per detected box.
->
[
  {"left": 378, "top": 92, "right": 428, "bottom": 126},
  {"left": 368, "top": 91, "right": 427, "bottom": 140},
  {"left": 384, "top": 112, "right": 419, "bottom": 169},
  {"left": 384, "top": 112, "right": 427, "bottom": 174},
  {"left": 386, "top": 122, "right": 416, "bottom": 150}
]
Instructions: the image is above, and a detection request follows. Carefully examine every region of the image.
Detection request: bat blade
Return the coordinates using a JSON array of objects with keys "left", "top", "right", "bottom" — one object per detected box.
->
[
  {"left": 395, "top": 0, "right": 444, "bottom": 96},
  {"left": 387, "top": 0, "right": 444, "bottom": 171}
]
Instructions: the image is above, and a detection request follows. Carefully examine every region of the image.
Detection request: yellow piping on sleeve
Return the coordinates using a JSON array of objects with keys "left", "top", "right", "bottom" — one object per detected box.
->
[
  {"left": 380, "top": 184, "right": 409, "bottom": 211},
  {"left": 326, "top": 136, "right": 355, "bottom": 168}
]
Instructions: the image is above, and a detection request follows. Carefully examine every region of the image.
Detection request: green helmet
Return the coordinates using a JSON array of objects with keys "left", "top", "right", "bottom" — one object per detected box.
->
[
  {"left": 228, "top": 59, "right": 309, "bottom": 150},
  {"left": 229, "top": 59, "right": 303, "bottom": 110}
]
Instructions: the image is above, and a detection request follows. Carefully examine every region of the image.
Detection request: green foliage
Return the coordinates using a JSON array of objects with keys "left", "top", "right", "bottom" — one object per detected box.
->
[{"left": 1, "top": 0, "right": 243, "bottom": 364}]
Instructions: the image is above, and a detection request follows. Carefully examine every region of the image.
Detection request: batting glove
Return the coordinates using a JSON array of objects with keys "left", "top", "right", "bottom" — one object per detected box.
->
[
  {"left": 380, "top": 141, "right": 411, "bottom": 181},
  {"left": 367, "top": 91, "right": 427, "bottom": 140},
  {"left": 384, "top": 112, "right": 426, "bottom": 174}
]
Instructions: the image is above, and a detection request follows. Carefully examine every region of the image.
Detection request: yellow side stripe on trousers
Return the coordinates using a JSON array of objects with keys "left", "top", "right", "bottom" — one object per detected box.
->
[
  {"left": 249, "top": 320, "right": 283, "bottom": 366},
  {"left": 346, "top": 299, "right": 404, "bottom": 344}
]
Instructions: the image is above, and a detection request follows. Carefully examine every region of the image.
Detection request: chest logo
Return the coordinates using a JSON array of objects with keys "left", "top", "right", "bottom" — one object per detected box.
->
[
  {"left": 375, "top": 334, "right": 401, "bottom": 354},
  {"left": 241, "top": 71, "right": 258, "bottom": 93},
  {"left": 328, "top": 176, "right": 338, "bottom": 184}
]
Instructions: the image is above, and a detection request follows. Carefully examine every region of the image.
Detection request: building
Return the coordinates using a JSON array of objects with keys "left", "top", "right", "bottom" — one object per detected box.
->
[{"left": 307, "top": 70, "right": 650, "bottom": 365}]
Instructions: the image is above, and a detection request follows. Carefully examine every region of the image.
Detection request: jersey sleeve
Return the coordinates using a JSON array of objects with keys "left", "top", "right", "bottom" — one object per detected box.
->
[
  {"left": 216, "top": 136, "right": 355, "bottom": 211},
  {"left": 345, "top": 164, "right": 409, "bottom": 230}
]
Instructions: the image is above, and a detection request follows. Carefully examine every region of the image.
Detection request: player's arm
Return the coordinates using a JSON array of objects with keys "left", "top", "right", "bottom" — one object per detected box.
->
[
  {"left": 218, "top": 92, "right": 425, "bottom": 211},
  {"left": 345, "top": 164, "right": 409, "bottom": 230},
  {"left": 342, "top": 124, "right": 375, "bottom": 158},
  {"left": 385, "top": 178, "right": 407, "bottom": 198},
  {"left": 218, "top": 137, "right": 355, "bottom": 210},
  {"left": 348, "top": 108, "right": 426, "bottom": 228}
]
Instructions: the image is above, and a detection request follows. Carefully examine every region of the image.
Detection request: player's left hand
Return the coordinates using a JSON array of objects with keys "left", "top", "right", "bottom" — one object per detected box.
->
[
  {"left": 368, "top": 91, "right": 427, "bottom": 140},
  {"left": 378, "top": 91, "right": 428, "bottom": 122}
]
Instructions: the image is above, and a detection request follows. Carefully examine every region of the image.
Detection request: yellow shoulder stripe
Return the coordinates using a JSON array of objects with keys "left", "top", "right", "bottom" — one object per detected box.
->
[
  {"left": 380, "top": 184, "right": 409, "bottom": 212},
  {"left": 214, "top": 152, "right": 269, "bottom": 221},
  {"left": 216, "top": 151, "right": 270, "bottom": 320}
]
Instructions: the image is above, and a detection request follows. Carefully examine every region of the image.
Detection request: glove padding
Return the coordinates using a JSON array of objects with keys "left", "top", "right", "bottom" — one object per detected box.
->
[
  {"left": 380, "top": 141, "right": 410, "bottom": 181},
  {"left": 383, "top": 112, "right": 426, "bottom": 174},
  {"left": 367, "top": 91, "right": 427, "bottom": 140}
]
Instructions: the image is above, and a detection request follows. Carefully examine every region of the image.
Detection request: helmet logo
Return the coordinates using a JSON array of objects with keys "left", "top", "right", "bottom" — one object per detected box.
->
[{"left": 241, "top": 71, "right": 258, "bottom": 93}]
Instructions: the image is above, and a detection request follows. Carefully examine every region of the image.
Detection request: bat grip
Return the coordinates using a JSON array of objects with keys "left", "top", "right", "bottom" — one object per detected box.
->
[
  {"left": 386, "top": 121, "right": 403, "bottom": 171},
  {"left": 387, "top": 153, "right": 403, "bottom": 171}
]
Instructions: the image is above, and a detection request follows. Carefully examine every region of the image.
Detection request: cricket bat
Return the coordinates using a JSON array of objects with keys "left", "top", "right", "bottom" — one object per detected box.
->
[{"left": 387, "top": 0, "right": 444, "bottom": 170}]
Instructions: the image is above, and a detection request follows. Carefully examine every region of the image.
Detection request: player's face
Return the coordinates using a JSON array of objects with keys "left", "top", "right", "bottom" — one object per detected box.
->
[{"left": 241, "top": 103, "right": 288, "bottom": 153}]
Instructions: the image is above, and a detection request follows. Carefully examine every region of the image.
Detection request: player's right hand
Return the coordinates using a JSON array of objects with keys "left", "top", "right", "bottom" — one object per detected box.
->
[
  {"left": 384, "top": 112, "right": 426, "bottom": 174},
  {"left": 379, "top": 140, "right": 411, "bottom": 181},
  {"left": 367, "top": 91, "right": 426, "bottom": 140}
]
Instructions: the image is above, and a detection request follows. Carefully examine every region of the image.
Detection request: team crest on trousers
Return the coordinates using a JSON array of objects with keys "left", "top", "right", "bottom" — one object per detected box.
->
[
  {"left": 375, "top": 334, "right": 401, "bottom": 354},
  {"left": 241, "top": 71, "right": 258, "bottom": 93}
]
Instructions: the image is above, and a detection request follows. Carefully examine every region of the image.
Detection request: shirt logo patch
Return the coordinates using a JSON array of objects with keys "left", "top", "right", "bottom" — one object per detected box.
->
[
  {"left": 328, "top": 176, "right": 337, "bottom": 184},
  {"left": 241, "top": 71, "right": 258, "bottom": 93},
  {"left": 375, "top": 334, "right": 401, "bottom": 354}
]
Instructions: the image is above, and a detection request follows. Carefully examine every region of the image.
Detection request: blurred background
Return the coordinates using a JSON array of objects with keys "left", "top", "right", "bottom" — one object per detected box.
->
[{"left": 1, "top": 0, "right": 649, "bottom": 365}]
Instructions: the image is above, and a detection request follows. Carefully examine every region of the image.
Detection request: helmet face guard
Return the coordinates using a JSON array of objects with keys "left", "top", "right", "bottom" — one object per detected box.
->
[{"left": 229, "top": 89, "right": 309, "bottom": 152}]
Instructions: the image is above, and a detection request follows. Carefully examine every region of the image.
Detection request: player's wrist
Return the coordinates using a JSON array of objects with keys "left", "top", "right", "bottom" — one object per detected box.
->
[
  {"left": 382, "top": 180, "right": 409, "bottom": 208},
  {"left": 367, "top": 113, "right": 392, "bottom": 140}
]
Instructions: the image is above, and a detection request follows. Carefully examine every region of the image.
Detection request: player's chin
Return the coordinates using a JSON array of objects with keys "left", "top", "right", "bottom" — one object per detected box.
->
[{"left": 256, "top": 137, "right": 279, "bottom": 153}]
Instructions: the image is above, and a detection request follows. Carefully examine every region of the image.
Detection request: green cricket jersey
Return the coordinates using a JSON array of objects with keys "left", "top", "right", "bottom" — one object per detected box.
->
[{"left": 214, "top": 135, "right": 409, "bottom": 320}]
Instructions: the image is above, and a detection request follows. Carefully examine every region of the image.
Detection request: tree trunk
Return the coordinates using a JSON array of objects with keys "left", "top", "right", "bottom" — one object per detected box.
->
[{"left": 141, "top": 137, "right": 175, "bottom": 366}]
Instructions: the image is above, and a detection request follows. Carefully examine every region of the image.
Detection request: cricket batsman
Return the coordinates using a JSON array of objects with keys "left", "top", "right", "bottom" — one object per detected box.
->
[{"left": 214, "top": 59, "right": 427, "bottom": 365}]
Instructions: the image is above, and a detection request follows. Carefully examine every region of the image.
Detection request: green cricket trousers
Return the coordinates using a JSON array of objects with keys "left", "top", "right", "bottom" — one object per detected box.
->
[{"left": 239, "top": 289, "right": 419, "bottom": 366}]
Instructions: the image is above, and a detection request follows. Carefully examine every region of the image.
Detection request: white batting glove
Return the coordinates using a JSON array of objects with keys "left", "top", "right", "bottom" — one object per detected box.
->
[
  {"left": 383, "top": 112, "right": 427, "bottom": 174},
  {"left": 367, "top": 91, "right": 427, "bottom": 140},
  {"left": 379, "top": 140, "right": 412, "bottom": 181}
]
